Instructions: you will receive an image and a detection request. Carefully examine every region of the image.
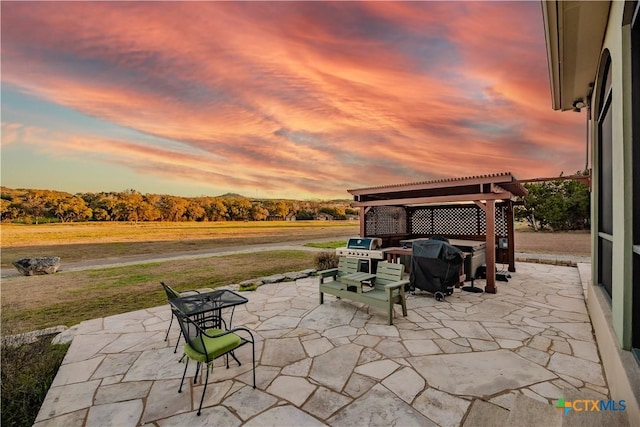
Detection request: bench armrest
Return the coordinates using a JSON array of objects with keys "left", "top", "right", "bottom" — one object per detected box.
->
[
  {"left": 317, "top": 268, "right": 339, "bottom": 284},
  {"left": 384, "top": 280, "right": 409, "bottom": 297}
]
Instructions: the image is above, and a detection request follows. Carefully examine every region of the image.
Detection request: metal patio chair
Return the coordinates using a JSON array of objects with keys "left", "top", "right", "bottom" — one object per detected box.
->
[
  {"left": 173, "top": 306, "right": 256, "bottom": 415},
  {"left": 161, "top": 282, "right": 202, "bottom": 352}
]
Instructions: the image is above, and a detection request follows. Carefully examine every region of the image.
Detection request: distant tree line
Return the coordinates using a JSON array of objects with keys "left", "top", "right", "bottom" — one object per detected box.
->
[
  {"left": 0, "top": 188, "right": 359, "bottom": 223},
  {"left": 515, "top": 171, "right": 591, "bottom": 231}
]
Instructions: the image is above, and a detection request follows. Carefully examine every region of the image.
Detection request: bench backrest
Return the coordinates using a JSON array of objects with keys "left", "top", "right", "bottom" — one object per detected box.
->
[
  {"left": 337, "top": 257, "right": 360, "bottom": 276},
  {"left": 374, "top": 262, "right": 404, "bottom": 289}
]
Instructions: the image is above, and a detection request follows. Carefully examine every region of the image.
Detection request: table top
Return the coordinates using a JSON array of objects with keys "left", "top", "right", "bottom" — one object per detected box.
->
[
  {"left": 341, "top": 272, "right": 376, "bottom": 292},
  {"left": 342, "top": 272, "right": 376, "bottom": 281},
  {"left": 170, "top": 289, "right": 248, "bottom": 317}
]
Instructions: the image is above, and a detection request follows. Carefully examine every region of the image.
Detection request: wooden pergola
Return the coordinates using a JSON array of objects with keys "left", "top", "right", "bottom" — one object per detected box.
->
[{"left": 348, "top": 172, "right": 528, "bottom": 293}]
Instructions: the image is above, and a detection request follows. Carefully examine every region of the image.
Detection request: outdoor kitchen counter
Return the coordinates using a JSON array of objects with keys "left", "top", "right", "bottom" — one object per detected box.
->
[{"left": 382, "top": 247, "right": 411, "bottom": 262}]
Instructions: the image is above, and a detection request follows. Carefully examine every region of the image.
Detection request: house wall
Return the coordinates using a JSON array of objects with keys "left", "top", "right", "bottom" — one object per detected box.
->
[
  {"left": 589, "top": 1, "right": 639, "bottom": 421},
  {"left": 591, "top": 0, "right": 633, "bottom": 349}
]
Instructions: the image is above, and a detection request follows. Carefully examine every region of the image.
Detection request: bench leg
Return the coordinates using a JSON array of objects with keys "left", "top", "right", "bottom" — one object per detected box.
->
[
  {"left": 388, "top": 301, "right": 394, "bottom": 325},
  {"left": 400, "top": 297, "right": 407, "bottom": 317},
  {"left": 320, "top": 291, "right": 324, "bottom": 304}
]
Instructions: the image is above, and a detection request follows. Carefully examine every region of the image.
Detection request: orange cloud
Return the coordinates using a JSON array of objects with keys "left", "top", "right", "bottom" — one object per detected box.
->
[{"left": 1, "top": 2, "right": 585, "bottom": 198}]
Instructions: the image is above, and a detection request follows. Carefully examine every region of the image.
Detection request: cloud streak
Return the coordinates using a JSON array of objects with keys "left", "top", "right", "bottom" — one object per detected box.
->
[{"left": 1, "top": 1, "right": 584, "bottom": 198}]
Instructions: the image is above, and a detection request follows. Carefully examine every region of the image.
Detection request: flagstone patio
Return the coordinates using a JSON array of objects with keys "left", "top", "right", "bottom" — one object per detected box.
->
[{"left": 34, "top": 262, "right": 630, "bottom": 426}]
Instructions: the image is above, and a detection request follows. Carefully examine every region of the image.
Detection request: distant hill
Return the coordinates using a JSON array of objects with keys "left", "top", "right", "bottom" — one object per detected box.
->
[{"left": 218, "top": 192, "right": 246, "bottom": 198}]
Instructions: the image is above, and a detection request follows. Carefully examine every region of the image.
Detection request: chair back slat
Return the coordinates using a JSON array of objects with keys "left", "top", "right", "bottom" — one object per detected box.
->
[
  {"left": 374, "top": 262, "right": 405, "bottom": 286},
  {"left": 337, "top": 257, "right": 360, "bottom": 276}
]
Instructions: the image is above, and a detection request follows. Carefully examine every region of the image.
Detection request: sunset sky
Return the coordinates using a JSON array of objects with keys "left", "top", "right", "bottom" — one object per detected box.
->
[{"left": 1, "top": 1, "right": 586, "bottom": 200}]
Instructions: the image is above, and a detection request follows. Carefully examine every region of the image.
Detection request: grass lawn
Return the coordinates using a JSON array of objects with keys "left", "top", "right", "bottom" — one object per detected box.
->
[
  {"left": 2, "top": 250, "right": 317, "bottom": 334},
  {"left": 304, "top": 240, "right": 347, "bottom": 249}
]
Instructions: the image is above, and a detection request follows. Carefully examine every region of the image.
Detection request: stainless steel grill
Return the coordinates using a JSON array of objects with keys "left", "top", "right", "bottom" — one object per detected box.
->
[
  {"left": 346, "top": 237, "right": 382, "bottom": 250},
  {"left": 335, "top": 237, "right": 385, "bottom": 273},
  {"left": 335, "top": 237, "right": 384, "bottom": 259}
]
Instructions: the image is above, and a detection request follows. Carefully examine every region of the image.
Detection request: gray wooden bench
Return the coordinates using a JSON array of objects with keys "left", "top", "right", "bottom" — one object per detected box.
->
[{"left": 319, "top": 261, "right": 409, "bottom": 325}]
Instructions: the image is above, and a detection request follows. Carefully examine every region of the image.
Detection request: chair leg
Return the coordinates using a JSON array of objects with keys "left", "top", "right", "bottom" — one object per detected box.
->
[
  {"left": 252, "top": 341, "right": 256, "bottom": 389},
  {"left": 229, "top": 351, "right": 241, "bottom": 367},
  {"left": 164, "top": 315, "right": 173, "bottom": 342},
  {"left": 194, "top": 362, "right": 201, "bottom": 384},
  {"left": 173, "top": 330, "right": 182, "bottom": 353},
  {"left": 178, "top": 358, "right": 189, "bottom": 393},
  {"left": 197, "top": 363, "right": 210, "bottom": 416}
]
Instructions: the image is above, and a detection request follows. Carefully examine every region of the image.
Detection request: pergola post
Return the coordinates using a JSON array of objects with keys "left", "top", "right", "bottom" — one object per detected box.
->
[
  {"left": 485, "top": 199, "right": 497, "bottom": 293},
  {"left": 507, "top": 200, "right": 516, "bottom": 272},
  {"left": 359, "top": 207, "right": 369, "bottom": 237}
]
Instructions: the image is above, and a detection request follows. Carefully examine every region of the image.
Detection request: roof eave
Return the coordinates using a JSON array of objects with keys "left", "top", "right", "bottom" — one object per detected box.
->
[
  {"left": 541, "top": 0, "right": 610, "bottom": 112},
  {"left": 541, "top": 0, "right": 563, "bottom": 110}
]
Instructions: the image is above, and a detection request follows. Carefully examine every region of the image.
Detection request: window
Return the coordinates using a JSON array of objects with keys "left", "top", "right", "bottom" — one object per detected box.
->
[{"left": 597, "top": 51, "right": 613, "bottom": 298}]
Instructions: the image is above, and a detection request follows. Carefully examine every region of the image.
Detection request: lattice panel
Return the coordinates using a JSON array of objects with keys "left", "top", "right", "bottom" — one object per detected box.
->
[
  {"left": 476, "top": 206, "right": 508, "bottom": 237},
  {"left": 407, "top": 204, "right": 509, "bottom": 238},
  {"left": 431, "top": 207, "right": 479, "bottom": 236},
  {"left": 495, "top": 205, "right": 508, "bottom": 236},
  {"left": 409, "top": 209, "right": 432, "bottom": 234},
  {"left": 366, "top": 204, "right": 509, "bottom": 238},
  {"left": 364, "top": 206, "right": 407, "bottom": 235}
]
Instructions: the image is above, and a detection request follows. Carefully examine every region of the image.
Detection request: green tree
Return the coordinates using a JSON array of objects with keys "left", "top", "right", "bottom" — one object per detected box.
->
[
  {"left": 185, "top": 201, "right": 207, "bottom": 221},
  {"left": 516, "top": 172, "right": 590, "bottom": 231},
  {"left": 22, "top": 190, "right": 49, "bottom": 224},
  {"left": 296, "top": 209, "right": 315, "bottom": 220},
  {"left": 206, "top": 198, "right": 228, "bottom": 221},
  {"left": 83, "top": 192, "right": 119, "bottom": 221},
  {"left": 250, "top": 203, "right": 269, "bottom": 221},
  {"left": 319, "top": 206, "right": 346, "bottom": 220},
  {"left": 158, "top": 196, "right": 189, "bottom": 221},
  {"left": 0, "top": 198, "right": 16, "bottom": 222},
  {"left": 223, "top": 197, "right": 252, "bottom": 221},
  {"left": 272, "top": 200, "right": 290, "bottom": 218},
  {"left": 52, "top": 195, "right": 92, "bottom": 222},
  {"left": 113, "top": 190, "right": 144, "bottom": 222}
]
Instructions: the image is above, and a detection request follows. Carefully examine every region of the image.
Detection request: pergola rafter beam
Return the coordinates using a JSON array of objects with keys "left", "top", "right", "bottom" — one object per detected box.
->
[{"left": 352, "top": 192, "right": 514, "bottom": 207}]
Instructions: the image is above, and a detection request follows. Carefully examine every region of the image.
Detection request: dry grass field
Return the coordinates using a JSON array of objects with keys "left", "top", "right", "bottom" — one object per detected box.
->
[
  {"left": 1, "top": 221, "right": 590, "bottom": 334},
  {"left": 514, "top": 230, "right": 590, "bottom": 256},
  {"left": 0, "top": 221, "right": 359, "bottom": 270}
]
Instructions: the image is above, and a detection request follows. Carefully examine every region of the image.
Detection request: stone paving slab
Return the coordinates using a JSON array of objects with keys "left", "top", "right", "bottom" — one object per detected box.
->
[{"left": 34, "top": 262, "right": 630, "bottom": 426}]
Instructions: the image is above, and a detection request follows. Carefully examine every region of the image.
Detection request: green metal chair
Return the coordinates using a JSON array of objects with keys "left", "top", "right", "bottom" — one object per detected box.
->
[
  {"left": 173, "top": 306, "right": 256, "bottom": 415},
  {"left": 161, "top": 282, "right": 201, "bottom": 352}
]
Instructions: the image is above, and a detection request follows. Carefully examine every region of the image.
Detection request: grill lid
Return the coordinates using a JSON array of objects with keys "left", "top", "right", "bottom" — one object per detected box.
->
[{"left": 346, "top": 237, "right": 382, "bottom": 250}]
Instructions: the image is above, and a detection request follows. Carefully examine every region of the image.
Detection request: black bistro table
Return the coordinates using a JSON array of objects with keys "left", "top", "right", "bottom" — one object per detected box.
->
[{"left": 169, "top": 288, "right": 248, "bottom": 330}]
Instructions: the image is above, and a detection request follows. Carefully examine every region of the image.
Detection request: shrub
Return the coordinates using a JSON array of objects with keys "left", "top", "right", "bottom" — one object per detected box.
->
[
  {"left": 315, "top": 251, "right": 339, "bottom": 270},
  {"left": 1, "top": 335, "right": 69, "bottom": 427}
]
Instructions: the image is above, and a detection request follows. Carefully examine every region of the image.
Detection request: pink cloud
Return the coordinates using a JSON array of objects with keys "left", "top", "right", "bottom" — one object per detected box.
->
[{"left": 1, "top": 2, "right": 585, "bottom": 198}]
